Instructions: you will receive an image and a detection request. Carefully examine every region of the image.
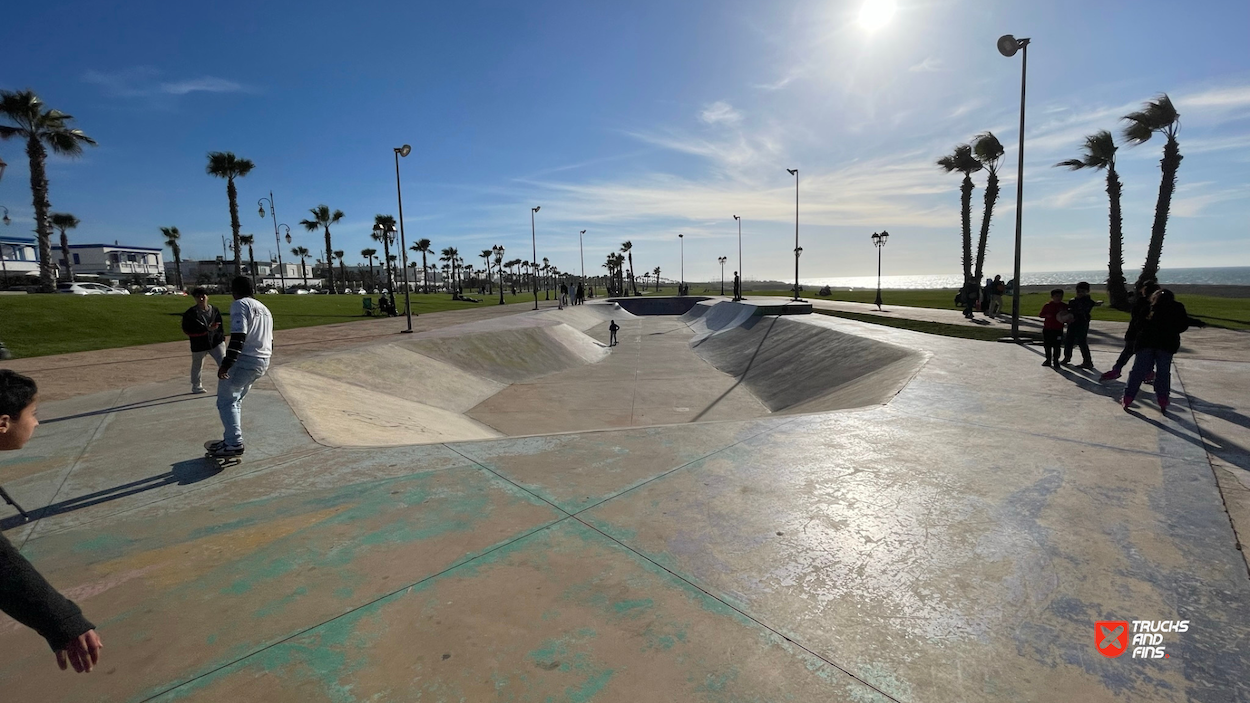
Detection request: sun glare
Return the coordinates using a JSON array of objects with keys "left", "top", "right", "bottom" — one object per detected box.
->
[{"left": 857, "top": 0, "right": 896, "bottom": 32}]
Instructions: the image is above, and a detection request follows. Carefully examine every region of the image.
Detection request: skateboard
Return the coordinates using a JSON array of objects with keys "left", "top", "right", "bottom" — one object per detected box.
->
[{"left": 203, "top": 441, "right": 243, "bottom": 468}]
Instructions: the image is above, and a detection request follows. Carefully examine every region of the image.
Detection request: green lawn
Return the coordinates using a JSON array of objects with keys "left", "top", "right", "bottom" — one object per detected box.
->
[
  {"left": 0, "top": 291, "right": 543, "bottom": 358},
  {"left": 811, "top": 309, "right": 1017, "bottom": 342}
]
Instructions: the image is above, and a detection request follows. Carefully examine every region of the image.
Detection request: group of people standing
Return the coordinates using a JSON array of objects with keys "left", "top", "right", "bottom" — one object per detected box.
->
[
  {"left": 961, "top": 275, "right": 1012, "bottom": 319},
  {"left": 557, "top": 281, "right": 586, "bottom": 309}
]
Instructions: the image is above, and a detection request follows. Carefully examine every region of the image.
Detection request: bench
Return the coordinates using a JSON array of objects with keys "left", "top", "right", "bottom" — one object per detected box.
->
[{"left": 362, "top": 297, "right": 375, "bottom": 316}]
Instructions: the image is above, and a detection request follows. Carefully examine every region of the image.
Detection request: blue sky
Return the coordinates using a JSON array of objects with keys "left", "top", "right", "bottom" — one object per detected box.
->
[{"left": 2, "top": 0, "right": 1249, "bottom": 283}]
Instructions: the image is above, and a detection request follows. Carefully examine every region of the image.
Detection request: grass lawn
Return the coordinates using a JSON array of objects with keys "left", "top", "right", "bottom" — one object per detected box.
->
[
  {"left": 0, "top": 291, "right": 543, "bottom": 358},
  {"left": 811, "top": 309, "right": 1016, "bottom": 342}
]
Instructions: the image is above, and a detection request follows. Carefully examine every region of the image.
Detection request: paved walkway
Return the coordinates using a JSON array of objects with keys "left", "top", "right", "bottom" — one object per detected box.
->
[{"left": 1, "top": 301, "right": 1248, "bottom": 701}]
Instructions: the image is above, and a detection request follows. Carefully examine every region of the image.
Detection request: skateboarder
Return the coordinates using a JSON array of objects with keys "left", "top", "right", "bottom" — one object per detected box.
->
[
  {"left": 608, "top": 320, "right": 619, "bottom": 347},
  {"left": 0, "top": 370, "right": 104, "bottom": 673},
  {"left": 181, "top": 288, "right": 225, "bottom": 394},
  {"left": 207, "top": 276, "right": 273, "bottom": 458}
]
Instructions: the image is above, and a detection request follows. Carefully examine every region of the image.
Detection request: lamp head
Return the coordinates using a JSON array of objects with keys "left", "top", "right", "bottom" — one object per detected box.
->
[
  {"left": 678, "top": 233, "right": 683, "bottom": 238},
  {"left": 285, "top": 233, "right": 292, "bottom": 244},
  {"left": 997, "top": 34, "right": 1024, "bottom": 57},
  {"left": 871, "top": 231, "right": 880, "bottom": 243},
  {"left": 880, "top": 230, "right": 889, "bottom": 244},
  {"left": 372, "top": 224, "right": 383, "bottom": 235},
  {"left": 2, "top": 214, "right": 9, "bottom": 226},
  {"left": 258, "top": 205, "right": 266, "bottom": 219},
  {"left": 396, "top": 144, "right": 412, "bottom": 158},
  {"left": 787, "top": 168, "right": 798, "bottom": 175},
  {"left": 733, "top": 215, "right": 740, "bottom": 221},
  {"left": 580, "top": 229, "right": 586, "bottom": 235}
]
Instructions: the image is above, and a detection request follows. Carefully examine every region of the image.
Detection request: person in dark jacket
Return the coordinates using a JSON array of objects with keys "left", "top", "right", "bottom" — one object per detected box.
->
[
  {"left": 1061, "top": 281, "right": 1101, "bottom": 369},
  {"left": 181, "top": 288, "right": 225, "bottom": 394},
  {"left": 1101, "top": 280, "right": 1159, "bottom": 382},
  {"left": 1122, "top": 288, "right": 1189, "bottom": 413},
  {"left": 0, "top": 370, "right": 104, "bottom": 672}
]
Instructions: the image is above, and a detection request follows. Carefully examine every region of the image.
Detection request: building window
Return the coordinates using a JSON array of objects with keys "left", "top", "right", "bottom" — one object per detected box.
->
[
  {"left": 127, "top": 254, "right": 136, "bottom": 262},
  {"left": 72, "top": 253, "right": 80, "bottom": 265}
]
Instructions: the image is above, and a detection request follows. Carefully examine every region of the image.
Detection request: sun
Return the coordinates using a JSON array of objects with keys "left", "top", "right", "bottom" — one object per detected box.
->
[{"left": 857, "top": 0, "right": 897, "bottom": 32}]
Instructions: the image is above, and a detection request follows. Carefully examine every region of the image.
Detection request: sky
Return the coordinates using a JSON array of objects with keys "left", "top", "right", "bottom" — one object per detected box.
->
[{"left": 2, "top": 0, "right": 1249, "bottom": 283}]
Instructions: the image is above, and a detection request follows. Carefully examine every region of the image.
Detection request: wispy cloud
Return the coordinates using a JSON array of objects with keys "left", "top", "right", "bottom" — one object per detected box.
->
[
  {"left": 908, "top": 57, "right": 943, "bottom": 73},
  {"left": 83, "top": 68, "right": 250, "bottom": 99},
  {"left": 699, "top": 101, "right": 743, "bottom": 126}
]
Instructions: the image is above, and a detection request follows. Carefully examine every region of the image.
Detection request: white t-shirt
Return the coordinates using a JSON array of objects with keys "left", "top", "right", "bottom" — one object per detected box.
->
[{"left": 229, "top": 297, "right": 273, "bottom": 362}]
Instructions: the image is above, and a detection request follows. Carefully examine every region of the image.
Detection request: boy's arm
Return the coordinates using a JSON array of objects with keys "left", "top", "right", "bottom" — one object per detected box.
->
[
  {"left": 219, "top": 304, "right": 249, "bottom": 375},
  {"left": 0, "top": 532, "right": 95, "bottom": 651},
  {"left": 180, "top": 308, "right": 197, "bottom": 336}
]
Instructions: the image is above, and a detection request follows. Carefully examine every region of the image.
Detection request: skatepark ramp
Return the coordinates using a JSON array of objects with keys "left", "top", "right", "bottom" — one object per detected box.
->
[{"left": 271, "top": 301, "right": 925, "bottom": 446}]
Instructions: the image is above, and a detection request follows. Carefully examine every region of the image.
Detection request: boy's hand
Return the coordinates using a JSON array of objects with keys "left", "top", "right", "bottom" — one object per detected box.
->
[
  {"left": 218, "top": 369, "right": 230, "bottom": 380},
  {"left": 1094, "top": 300, "right": 1105, "bottom": 306},
  {"left": 56, "top": 630, "right": 103, "bottom": 673}
]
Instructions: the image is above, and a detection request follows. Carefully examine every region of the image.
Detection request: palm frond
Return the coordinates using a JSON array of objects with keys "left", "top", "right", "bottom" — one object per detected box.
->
[
  {"left": 972, "top": 132, "right": 1004, "bottom": 170},
  {"left": 1054, "top": 159, "right": 1087, "bottom": 170}
]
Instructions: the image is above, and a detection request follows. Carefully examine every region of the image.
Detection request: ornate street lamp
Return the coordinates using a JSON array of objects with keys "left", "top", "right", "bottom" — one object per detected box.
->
[
  {"left": 258, "top": 193, "right": 287, "bottom": 290},
  {"left": 871, "top": 230, "right": 890, "bottom": 310},
  {"left": 998, "top": 33, "right": 1031, "bottom": 340},
  {"left": 530, "top": 206, "right": 540, "bottom": 310},
  {"left": 718, "top": 256, "right": 727, "bottom": 296},
  {"left": 494, "top": 244, "right": 506, "bottom": 305},
  {"left": 394, "top": 144, "right": 415, "bottom": 332}
]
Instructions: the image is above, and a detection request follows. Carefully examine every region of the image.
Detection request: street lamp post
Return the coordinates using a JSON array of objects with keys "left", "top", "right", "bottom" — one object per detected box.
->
[
  {"left": 579, "top": 229, "right": 586, "bottom": 291},
  {"left": 998, "top": 34, "right": 1030, "bottom": 340},
  {"left": 718, "top": 256, "right": 727, "bottom": 296},
  {"left": 732, "top": 215, "right": 742, "bottom": 300},
  {"left": 394, "top": 144, "right": 415, "bottom": 332},
  {"left": 494, "top": 245, "right": 505, "bottom": 305},
  {"left": 677, "top": 233, "right": 684, "bottom": 295},
  {"left": 787, "top": 169, "right": 800, "bottom": 301},
  {"left": 258, "top": 192, "right": 287, "bottom": 290},
  {"left": 531, "top": 206, "right": 540, "bottom": 311},
  {"left": 871, "top": 230, "right": 889, "bottom": 310}
]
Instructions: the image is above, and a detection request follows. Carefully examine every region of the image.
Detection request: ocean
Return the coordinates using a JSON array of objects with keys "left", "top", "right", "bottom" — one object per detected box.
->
[{"left": 798, "top": 267, "right": 1250, "bottom": 290}]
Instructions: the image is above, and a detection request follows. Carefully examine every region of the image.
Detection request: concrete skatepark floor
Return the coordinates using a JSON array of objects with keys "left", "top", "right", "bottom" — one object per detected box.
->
[{"left": 1, "top": 299, "right": 1248, "bottom": 702}]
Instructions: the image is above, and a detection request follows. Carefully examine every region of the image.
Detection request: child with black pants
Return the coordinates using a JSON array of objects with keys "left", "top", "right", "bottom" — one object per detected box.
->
[
  {"left": 1062, "top": 281, "right": 1101, "bottom": 368},
  {"left": 1039, "top": 288, "right": 1070, "bottom": 368}
]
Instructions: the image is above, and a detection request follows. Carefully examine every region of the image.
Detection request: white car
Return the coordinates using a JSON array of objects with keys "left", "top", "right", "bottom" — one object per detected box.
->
[
  {"left": 57, "top": 282, "right": 111, "bottom": 295},
  {"left": 106, "top": 286, "right": 131, "bottom": 295}
]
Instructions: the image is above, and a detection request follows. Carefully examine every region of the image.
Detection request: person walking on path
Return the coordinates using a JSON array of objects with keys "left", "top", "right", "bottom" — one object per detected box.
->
[
  {"left": 577, "top": 281, "right": 585, "bottom": 305},
  {"left": 1062, "top": 282, "right": 1101, "bottom": 369},
  {"left": 733, "top": 271, "right": 741, "bottom": 300},
  {"left": 1101, "top": 280, "right": 1159, "bottom": 382},
  {"left": 608, "top": 320, "right": 620, "bottom": 347},
  {"left": 181, "top": 288, "right": 226, "bottom": 394},
  {"left": 1038, "top": 288, "right": 1071, "bottom": 368},
  {"left": 558, "top": 282, "right": 567, "bottom": 309},
  {"left": 1121, "top": 288, "right": 1189, "bottom": 414},
  {"left": 208, "top": 276, "right": 273, "bottom": 458},
  {"left": 0, "top": 370, "right": 104, "bottom": 673},
  {"left": 987, "top": 275, "right": 1004, "bottom": 317}
]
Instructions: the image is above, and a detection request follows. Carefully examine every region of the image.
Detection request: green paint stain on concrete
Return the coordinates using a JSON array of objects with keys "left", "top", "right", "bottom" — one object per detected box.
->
[
  {"left": 333, "top": 586, "right": 354, "bottom": 599},
  {"left": 612, "top": 598, "right": 653, "bottom": 615},
  {"left": 254, "top": 586, "right": 309, "bottom": 619},
  {"left": 67, "top": 532, "right": 135, "bottom": 558}
]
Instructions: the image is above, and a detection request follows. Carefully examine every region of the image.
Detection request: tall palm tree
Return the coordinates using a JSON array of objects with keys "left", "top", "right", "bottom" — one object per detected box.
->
[
  {"left": 162, "top": 226, "right": 184, "bottom": 290},
  {"left": 291, "top": 246, "right": 310, "bottom": 286},
  {"left": 361, "top": 248, "right": 377, "bottom": 290},
  {"left": 299, "top": 205, "right": 344, "bottom": 293},
  {"left": 0, "top": 89, "right": 98, "bottom": 291},
  {"left": 239, "top": 234, "right": 257, "bottom": 290},
  {"left": 205, "top": 151, "right": 255, "bottom": 277},
  {"left": 621, "top": 241, "right": 638, "bottom": 295},
  {"left": 1123, "top": 94, "right": 1182, "bottom": 285},
  {"left": 372, "top": 214, "right": 397, "bottom": 292},
  {"left": 653, "top": 266, "right": 661, "bottom": 292},
  {"left": 936, "top": 143, "right": 983, "bottom": 288},
  {"left": 412, "top": 238, "right": 432, "bottom": 293},
  {"left": 970, "top": 132, "right": 1004, "bottom": 286},
  {"left": 1056, "top": 130, "right": 1130, "bottom": 309},
  {"left": 439, "top": 246, "right": 460, "bottom": 296},
  {"left": 541, "top": 257, "right": 550, "bottom": 299},
  {"left": 49, "top": 212, "right": 79, "bottom": 282},
  {"left": 480, "top": 249, "right": 494, "bottom": 294},
  {"left": 334, "top": 250, "right": 347, "bottom": 291}
]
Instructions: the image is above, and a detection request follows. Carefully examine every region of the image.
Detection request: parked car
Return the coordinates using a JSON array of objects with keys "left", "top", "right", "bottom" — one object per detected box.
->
[
  {"left": 56, "top": 282, "right": 110, "bottom": 295},
  {"left": 106, "top": 286, "right": 131, "bottom": 295}
]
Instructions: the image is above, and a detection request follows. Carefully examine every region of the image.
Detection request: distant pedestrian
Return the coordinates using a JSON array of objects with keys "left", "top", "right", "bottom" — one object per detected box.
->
[
  {"left": 733, "top": 271, "right": 741, "bottom": 300},
  {"left": 1038, "top": 288, "right": 1071, "bottom": 368},
  {"left": 577, "top": 281, "right": 585, "bottom": 305},
  {"left": 559, "top": 282, "right": 568, "bottom": 308},
  {"left": 0, "top": 370, "right": 104, "bottom": 673},
  {"left": 1061, "top": 282, "right": 1101, "bottom": 369},
  {"left": 181, "top": 288, "right": 225, "bottom": 394},
  {"left": 207, "top": 276, "right": 273, "bottom": 458},
  {"left": 1101, "top": 280, "right": 1158, "bottom": 382},
  {"left": 1122, "top": 289, "right": 1189, "bottom": 413},
  {"left": 608, "top": 320, "right": 619, "bottom": 347},
  {"left": 981, "top": 277, "right": 994, "bottom": 314},
  {"left": 988, "top": 275, "right": 1004, "bottom": 317},
  {"left": 961, "top": 279, "right": 978, "bottom": 319}
]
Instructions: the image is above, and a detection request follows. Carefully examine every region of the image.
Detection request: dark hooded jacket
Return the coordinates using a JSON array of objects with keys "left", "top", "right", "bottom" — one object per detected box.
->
[
  {"left": 1134, "top": 293, "right": 1189, "bottom": 354},
  {"left": 1, "top": 532, "right": 94, "bottom": 651}
]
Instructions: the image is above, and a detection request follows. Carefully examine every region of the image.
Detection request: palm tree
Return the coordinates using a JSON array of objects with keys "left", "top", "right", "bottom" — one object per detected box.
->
[
  {"left": 299, "top": 205, "right": 344, "bottom": 293},
  {"left": 49, "top": 212, "right": 79, "bottom": 282},
  {"left": 1123, "top": 94, "right": 1182, "bottom": 286},
  {"left": 239, "top": 234, "right": 257, "bottom": 290},
  {"left": 291, "top": 246, "right": 310, "bottom": 286},
  {"left": 1056, "top": 130, "right": 1130, "bottom": 309},
  {"left": 162, "top": 226, "right": 184, "bottom": 290},
  {"left": 970, "top": 132, "right": 1004, "bottom": 286},
  {"left": 621, "top": 241, "right": 639, "bottom": 295},
  {"left": 0, "top": 90, "right": 98, "bottom": 291},
  {"left": 480, "top": 249, "right": 494, "bottom": 294},
  {"left": 361, "top": 248, "right": 377, "bottom": 290},
  {"left": 411, "top": 238, "right": 432, "bottom": 293},
  {"left": 936, "top": 143, "right": 983, "bottom": 288},
  {"left": 205, "top": 151, "right": 255, "bottom": 277},
  {"left": 372, "top": 214, "right": 397, "bottom": 292},
  {"left": 539, "top": 257, "right": 549, "bottom": 299},
  {"left": 653, "top": 266, "right": 661, "bottom": 292},
  {"left": 439, "top": 247, "right": 460, "bottom": 296},
  {"left": 334, "top": 250, "right": 346, "bottom": 292}
]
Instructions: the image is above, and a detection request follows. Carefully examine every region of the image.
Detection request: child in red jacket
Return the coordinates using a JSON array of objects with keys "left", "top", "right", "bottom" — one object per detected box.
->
[{"left": 1038, "top": 288, "right": 1072, "bottom": 368}]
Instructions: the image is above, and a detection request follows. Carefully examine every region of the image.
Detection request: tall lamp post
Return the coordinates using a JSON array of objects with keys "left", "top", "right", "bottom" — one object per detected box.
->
[
  {"left": 579, "top": 229, "right": 586, "bottom": 289},
  {"left": 678, "top": 233, "right": 684, "bottom": 295},
  {"left": 786, "top": 168, "right": 800, "bottom": 301},
  {"left": 394, "top": 144, "right": 415, "bottom": 332},
  {"left": 732, "top": 215, "right": 742, "bottom": 300},
  {"left": 494, "top": 245, "right": 506, "bottom": 305},
  {"left": 530, "top": 206, "right": 540, "bottom": 310},
  {"left": 718, "top": 256, "right": 727, "bottom": 296},
  {"left": 258, "top": 192, "right": 287, "bottom": 290},
  {"left": 871, "top": 230, "right": 889, "bottom": 310},
  {"left": 998, "top": 34, "right": 1030, "bottom": 340}
]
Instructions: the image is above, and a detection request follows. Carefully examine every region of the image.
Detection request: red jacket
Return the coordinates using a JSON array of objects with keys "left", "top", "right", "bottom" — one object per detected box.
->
[{"left": 1039, "top": 301, "right": 1069, "bottom": 330}]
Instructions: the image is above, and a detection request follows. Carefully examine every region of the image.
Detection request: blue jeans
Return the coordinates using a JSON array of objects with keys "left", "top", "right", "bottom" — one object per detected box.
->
[
  {"left": 1125, "top": 347, "right": 1172, "bottom": 400},
  {"left": 216, "top": 357, "right": 268, "bottom": 446}
]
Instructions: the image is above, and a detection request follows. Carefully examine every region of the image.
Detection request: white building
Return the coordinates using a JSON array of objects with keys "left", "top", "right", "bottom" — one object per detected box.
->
[
  {"left": 66, "top": 244, "right": 165, "bottom": 284},
  {"left": 0, "top": 235, "right": 41, "bottom": 284}
]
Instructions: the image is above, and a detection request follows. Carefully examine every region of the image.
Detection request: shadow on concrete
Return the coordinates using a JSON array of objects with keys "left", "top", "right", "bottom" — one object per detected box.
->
[
  {"left": 690, "top": 316, "right": 779, "bottom": 423},
  {"left": 1187, "top": 394, "right": 1250, "bottom": 432},
  {"left": 1127, "top": 407, "right": 1250, "bottom": 473},
  {"left": 43, "top": 394, "right": 211, "bottom": 424},
  {"left": 0, "top": 459, "right": 222, "bottom": 530}
]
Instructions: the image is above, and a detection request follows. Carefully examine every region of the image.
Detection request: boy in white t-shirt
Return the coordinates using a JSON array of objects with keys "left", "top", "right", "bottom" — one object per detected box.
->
[{"left": 207, "top": 276, "right": 274, "bottom": 457}]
